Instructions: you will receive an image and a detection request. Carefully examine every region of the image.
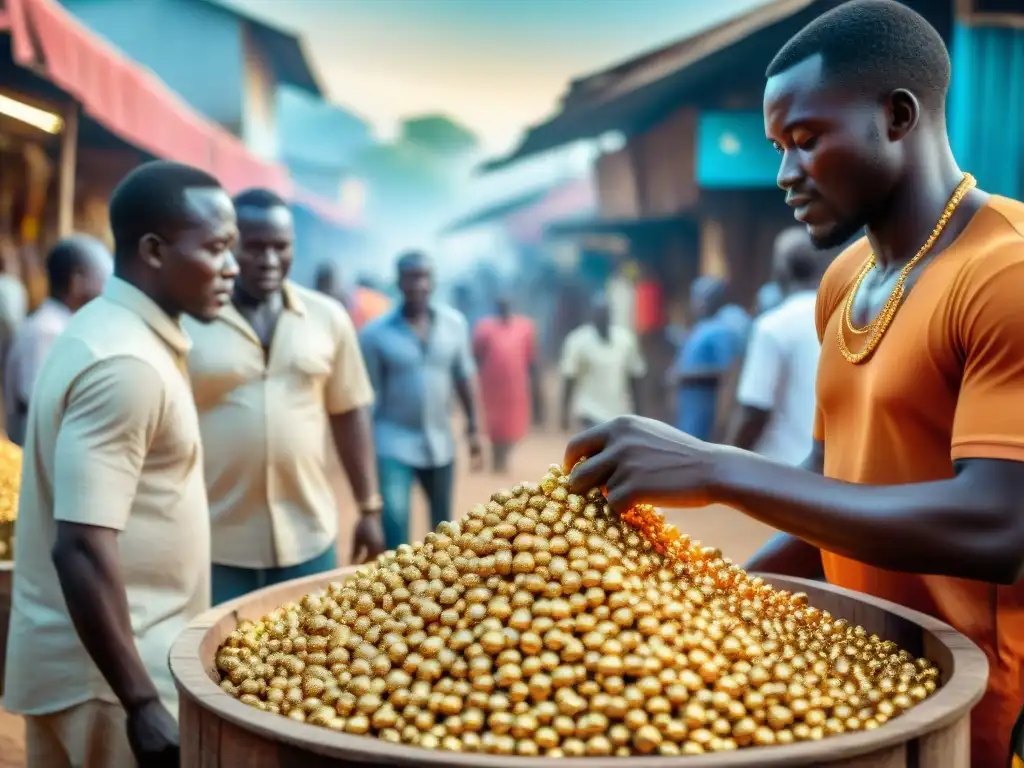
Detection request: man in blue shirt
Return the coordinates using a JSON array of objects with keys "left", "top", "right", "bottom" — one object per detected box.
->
[
  {"left": 668, "top": 276, "right": 746, "bottom": 441},
  {"left": 359, "top": 252, "right": 482, "bottom": 549}
]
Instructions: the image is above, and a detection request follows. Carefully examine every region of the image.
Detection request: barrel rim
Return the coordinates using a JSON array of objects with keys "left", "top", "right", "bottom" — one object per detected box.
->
[{"left": 170, "top": 569, "right": 989, "bottom": 767}]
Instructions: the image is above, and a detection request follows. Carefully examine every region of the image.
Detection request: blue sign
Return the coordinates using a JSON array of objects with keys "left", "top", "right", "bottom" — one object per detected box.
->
[{"left": 696, "top": 112, "right": 780, "bottom": 189}]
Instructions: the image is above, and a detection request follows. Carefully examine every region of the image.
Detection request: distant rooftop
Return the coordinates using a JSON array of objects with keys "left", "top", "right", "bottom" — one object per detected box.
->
[{"left": 199, "top": 0, "right": 323, "bottom": 97}]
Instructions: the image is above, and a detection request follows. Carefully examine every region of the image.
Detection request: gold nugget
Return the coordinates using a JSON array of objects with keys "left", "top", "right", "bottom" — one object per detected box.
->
[{"left": 215, "top": 463, "right": 940, "bottom": 755}]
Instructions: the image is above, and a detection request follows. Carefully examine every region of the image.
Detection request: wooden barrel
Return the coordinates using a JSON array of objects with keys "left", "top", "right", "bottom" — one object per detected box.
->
[
  {"left": 171, "top": 570, "right": 988, "bottom": 767},
  {"left": 0, "top": 560, "right": 11, "bottom": 697}
]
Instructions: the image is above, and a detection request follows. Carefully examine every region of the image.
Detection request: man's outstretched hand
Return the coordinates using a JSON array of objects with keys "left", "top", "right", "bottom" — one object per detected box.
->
[{"left": 563, "top": 415, "right": 731, "bottom": 512}]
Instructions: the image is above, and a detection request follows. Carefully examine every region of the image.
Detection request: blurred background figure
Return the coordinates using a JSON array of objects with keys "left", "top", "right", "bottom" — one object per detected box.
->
[
  {"left": 314, "top": 260, "right": 352, "bottom": 307},
  {"left": 472, "top": 294, "right": 539, "bottom": 474},
  {"left": 314, "top": 261, "right": 391, "bottom": 332},
  {"left": 667, "top": 276, "right": 746, "bottom": 441},
  {"left": 3, "top": 235, "right": 111, "bottom": 446},
  {"left": 359, "top": 251, "right": 482, "bottom": 550},
  {"left": 560, "top": 296, "right": 645, "bottom": 432},
  {"left": 725, "top": 226, "right": 822, "bottom": 464},
  {"left": 755, "top": 281, "right": 784, "bottom": 316}
]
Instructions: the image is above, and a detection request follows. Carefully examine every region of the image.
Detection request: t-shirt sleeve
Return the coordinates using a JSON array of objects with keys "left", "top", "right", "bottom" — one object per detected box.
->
[
  {"left": 736, "top": 318, "right": 782, "bottom": 411},
  {"left": 950, "top": 249, "right": 1024, "bottom": 462},
  {"left": 326, "top": 305, "right": 375, "bottom": 415},
  {"left": 53, "top": 357, "right": 165, "bottom": 531}
]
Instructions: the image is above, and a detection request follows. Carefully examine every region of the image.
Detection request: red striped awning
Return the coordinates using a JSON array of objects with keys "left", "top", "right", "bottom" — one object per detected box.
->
[{"left": 1, "top": 0, "right": 354, "bottom": 220}]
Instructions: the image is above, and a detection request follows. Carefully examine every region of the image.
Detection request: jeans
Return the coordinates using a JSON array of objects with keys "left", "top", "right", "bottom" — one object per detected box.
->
[
  {"left": 378, "top": 457, "right": 454, "bottom": 550},
  {"left": 211, "top": 545, "right": 338, "bottom": 605}
]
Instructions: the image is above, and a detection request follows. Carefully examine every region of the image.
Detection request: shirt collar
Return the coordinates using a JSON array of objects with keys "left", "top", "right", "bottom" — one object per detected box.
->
[
  {"left": 102, "top": 277, "right": 191, "bottom": 357},
  {"left": 38, "top": 297, "right": 72, "bottom": 319},
  {"left": 217, "top": 280, "right": 306, "bottom": 345}
]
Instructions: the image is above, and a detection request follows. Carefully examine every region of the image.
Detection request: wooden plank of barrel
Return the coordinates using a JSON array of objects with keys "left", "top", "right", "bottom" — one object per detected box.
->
[
  {"left": 170, "top": 570, "right": 988, "bottom": 767},
  {"left": 0, "top": 560, "right": 12, "bottom": 697}
]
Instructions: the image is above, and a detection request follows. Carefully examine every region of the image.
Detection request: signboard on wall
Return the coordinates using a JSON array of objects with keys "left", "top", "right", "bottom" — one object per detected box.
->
[{"left": 695, "top": 112, "right": 780, "bottom": 189}]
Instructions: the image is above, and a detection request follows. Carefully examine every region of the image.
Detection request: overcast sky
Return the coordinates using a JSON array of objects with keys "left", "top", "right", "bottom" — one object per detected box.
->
[{"left": 219, "top": 0, "right": 767, "bottom": 153}]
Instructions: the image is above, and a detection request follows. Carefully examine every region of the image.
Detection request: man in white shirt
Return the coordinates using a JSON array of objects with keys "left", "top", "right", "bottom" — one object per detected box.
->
[
  {"left": 726, "top": 227, "right": 822, "bottom": 465},
  {"left": 4, "top": 235, "right": 111, "bottom": 445},
  {"left": 4, "top": 161, "right": 238, "bottom": 768},
  {"left": 560, "top": 297, "right": 646, "bottom": 430}
]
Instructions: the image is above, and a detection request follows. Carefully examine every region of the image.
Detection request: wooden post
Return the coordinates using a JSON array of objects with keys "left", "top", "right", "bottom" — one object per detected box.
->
[{"left": 57, "top": 102, "right": 79, "bottom": 238}]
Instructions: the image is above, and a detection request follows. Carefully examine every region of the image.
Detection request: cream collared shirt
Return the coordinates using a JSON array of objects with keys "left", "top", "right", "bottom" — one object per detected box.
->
[
  {"left": 184, "top": 282, "right": 373, "bottom": 569},
  {"left": 3, "top": 277, "right": 210, "bottom": 717}
]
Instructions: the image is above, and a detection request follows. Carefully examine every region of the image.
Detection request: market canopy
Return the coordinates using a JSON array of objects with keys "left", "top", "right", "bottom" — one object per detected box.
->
[{"left": 0, "top": 0, "right": 353, "bottom": 222}]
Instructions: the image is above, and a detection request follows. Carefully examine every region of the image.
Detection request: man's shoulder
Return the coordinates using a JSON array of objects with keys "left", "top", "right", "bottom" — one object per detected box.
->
[
  {"left": 760, "top": 292, "right": 817, "bottom": 332},
  {"left": 434, "top": 303, "right": 469, "bottom": 330},
  {"left": 360, "top": 308, "right": 397, "bottom": 341},
  {"left": 288, "top": 282, "right": 356, "bottom": 336}
]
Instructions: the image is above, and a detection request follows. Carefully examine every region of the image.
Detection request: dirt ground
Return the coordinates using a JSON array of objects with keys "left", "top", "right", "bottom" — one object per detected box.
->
[{"left": 0, "top": 427, "right": 774, "bottom": 766}]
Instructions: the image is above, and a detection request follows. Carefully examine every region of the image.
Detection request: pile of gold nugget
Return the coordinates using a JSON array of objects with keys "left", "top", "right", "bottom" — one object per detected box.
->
[
  {"left": 0, "top": 437, "right": 21, "bottom": 561},
  {"left": 215, "top": 463, "right": 940, "bottom": 757}
]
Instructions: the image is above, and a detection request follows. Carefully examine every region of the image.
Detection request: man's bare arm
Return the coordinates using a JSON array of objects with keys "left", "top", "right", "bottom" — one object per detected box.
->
[
  {"left": 53, "top": 524, "right": 160, "bottom": 709},
  {"left": 721, "top": 449, "right": 1024, "bottom": 584},
  {"left": 743, "top": 440, "right": 824, "bottom": 578},
  {"left": 50, "top": 358, "right": 166, "bottom": 712},
  {"left": 725, "top": 404, "right": 771, "bottom": 452}
]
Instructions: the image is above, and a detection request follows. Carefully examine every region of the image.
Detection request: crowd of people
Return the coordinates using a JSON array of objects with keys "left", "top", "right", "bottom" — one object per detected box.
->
[{"left": 0, "top": 1, "right": 1021, "bottom": 766}]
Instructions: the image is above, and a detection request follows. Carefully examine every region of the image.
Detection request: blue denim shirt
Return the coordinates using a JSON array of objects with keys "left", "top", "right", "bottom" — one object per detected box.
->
[
  {"left": 359, "top": 304, "right": 475, "bottom": 468},
  {"left": 673, "top": 313, "right": 745, "bottom": 441}
]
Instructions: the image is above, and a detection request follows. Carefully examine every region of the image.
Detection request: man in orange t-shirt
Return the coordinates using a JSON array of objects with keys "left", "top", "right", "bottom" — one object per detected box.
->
[{"left": 562, "top": 2, "right": 1024, "bottom": 765}]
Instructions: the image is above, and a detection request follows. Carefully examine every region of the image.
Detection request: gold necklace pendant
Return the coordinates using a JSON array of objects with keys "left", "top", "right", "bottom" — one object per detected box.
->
[{"left": 837, "top": 173, "right": 976, "bottom": 365}]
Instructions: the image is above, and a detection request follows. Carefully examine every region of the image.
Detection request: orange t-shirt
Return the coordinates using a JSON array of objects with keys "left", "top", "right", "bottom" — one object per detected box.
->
[{"left": 814, "top": 195, "right": 1024, "bottom": 767}]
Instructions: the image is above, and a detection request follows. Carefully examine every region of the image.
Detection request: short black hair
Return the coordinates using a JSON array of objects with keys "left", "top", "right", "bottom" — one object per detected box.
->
[
  {"left": 109, "top": 161, "right": 222, "bottom": 265},
  {"left": 233, "top": 187, "right": 288, "bottom": 211},
  {"left": 397, "top": 250, "right": 431, "bottom": 274},
  {"left": 766, "top": 0, "right": 951, "bottom": 109},
  {"left": 47, "top": 236, "right": 101, "bottom": 296}
]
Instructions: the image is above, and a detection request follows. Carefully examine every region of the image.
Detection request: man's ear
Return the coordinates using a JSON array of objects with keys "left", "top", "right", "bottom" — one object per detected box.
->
[
  {"left": 138, "top": 233, "right": 163, "bottom": 270},
  {"left": 886, "top": 88, "right": 920, "bottom": 141}
]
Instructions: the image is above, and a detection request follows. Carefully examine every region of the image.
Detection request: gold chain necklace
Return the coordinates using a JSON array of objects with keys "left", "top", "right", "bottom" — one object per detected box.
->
[{"left": 837, "top": 173, "right": 976, "bottom": 364}]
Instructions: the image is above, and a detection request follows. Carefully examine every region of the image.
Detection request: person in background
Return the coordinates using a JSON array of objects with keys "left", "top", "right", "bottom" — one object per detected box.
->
[
  {"left": 473, "top": 294, "right": 539, "bottom": 474},
  {"left": 4, "top": 160, "right": 239, "bottom": 767},
  {"left": 725, "top": 227, "right": 821, "bottom": 464},
  {"left": 564, "top": 2, "right": 1024, "bottom": 762},
  {"left": 314, "top": 261, "right": 352, "bottom": 309},
  {"left": 359, "top": 251, "right": 482, "bottom": 550},
  {"left": 668, "top": 276, "right": 746, "bottom": 441},
  {"left": 755, "top": 280, "right": 783, "bottom": 316},
  {"left": 185, "top": 189, "right": 383, "bottom": 604},
  {"left": 560, "top": 296, "right": 645, "bottom": 432},
  {"left": 4, "top": 235, "right": 112, "bottom": 446}
]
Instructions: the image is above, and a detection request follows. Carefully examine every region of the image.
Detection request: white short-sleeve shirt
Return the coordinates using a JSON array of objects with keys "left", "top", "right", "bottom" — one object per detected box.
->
[
  {"left": 735, "top": 291, "right": 820, "bottom": 465},
  {"left": 560, "top": 323, "right": 646, "bottom": 424},
  {"left": 3, "top": 278, "right": 209, "bottom": 718}
]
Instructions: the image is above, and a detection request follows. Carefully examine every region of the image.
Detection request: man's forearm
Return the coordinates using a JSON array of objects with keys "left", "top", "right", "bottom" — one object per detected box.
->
[
  {"left": 716, "top": 450, "right": 1024, "bottom": 583},
  {"left": 455, "top": 378, "right": 478, "bottom": 434},
  {"left": 725, "top": 406, "right": 769, "bottom": 451},
  {"left": 330, "top": 406, "right": 379, "bottom": 506},
  {"left": 561, "top": 378, "right": 575, "bottom": 427},
  {"left": 52, "top": 524, "right": 159, "bottom": 710}
]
